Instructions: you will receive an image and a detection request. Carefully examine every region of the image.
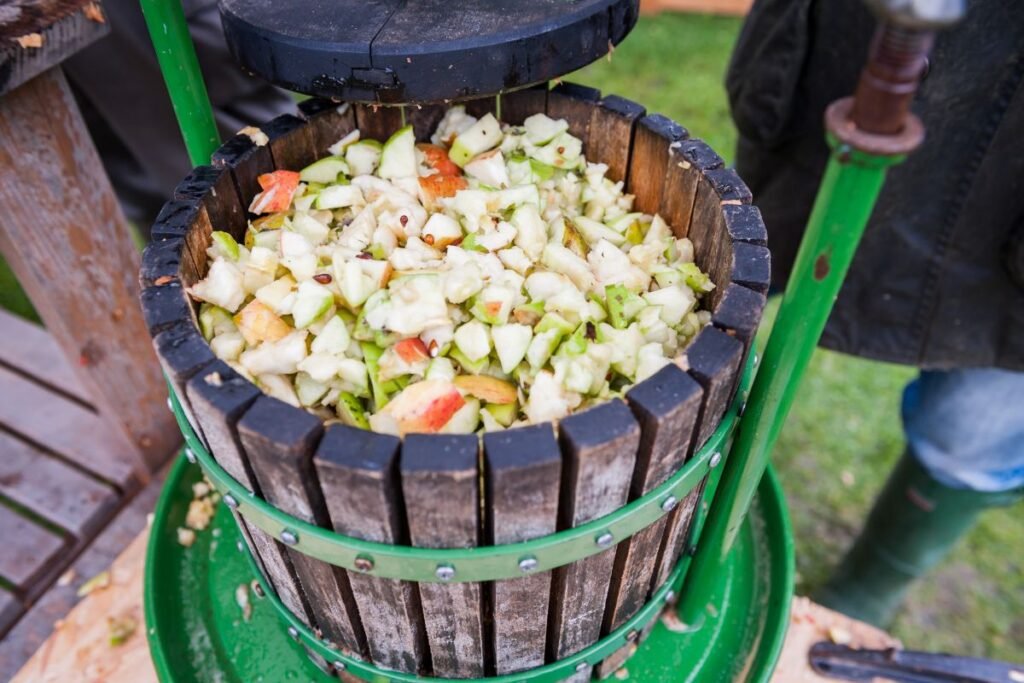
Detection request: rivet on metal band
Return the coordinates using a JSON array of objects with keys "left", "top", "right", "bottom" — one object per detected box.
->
[
  {"left": 596, "top": 532, "right": 614, "bottom": 548},
  {"left": 223, "top": 493, "right": 239, "bottom": 509},
  {"left": 184, "top": 448, "right": 196, "bottom": 464},
  {"left": 281, "top": 529, "right": 299, "bottom": 546},
  {"left": 661, "top": 496, "right": 678, "bottom": 512},
  {"left": 518, "top": 556, "right": 539, "bottom": 573},
  {"left": 709, "top": 451, "right": 722, "bottom": 469},
  {"left": 354, "top": 556, "right": 374, "bottom": 572},
  {"left": 435, "top": 564, "right": 456, "bottom": 581},
  {"left": 287, "top": 626, "right": 299, "bottom": 640}
]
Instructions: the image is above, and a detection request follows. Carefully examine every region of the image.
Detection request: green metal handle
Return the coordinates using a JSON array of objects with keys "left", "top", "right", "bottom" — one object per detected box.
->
[
  {"left": 169, "top": 356, "right": 752, "bottom": 583},
  {"left": 678, "top": 139, "right": 906, "bottom": 623},
  {"left": 240, "top": 524, "right": 689, "bottom": 682},
  {"left": 140, "top": 0, "right": 221, "bottom": 165}
]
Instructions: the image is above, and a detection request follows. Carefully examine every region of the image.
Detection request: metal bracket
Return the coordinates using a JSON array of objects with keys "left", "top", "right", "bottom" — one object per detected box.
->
[{"left": 168, "top": 357, "right": 754, "bottom": 584}]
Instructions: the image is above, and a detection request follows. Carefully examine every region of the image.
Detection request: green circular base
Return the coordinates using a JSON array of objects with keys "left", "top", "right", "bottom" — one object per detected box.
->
[{"left": 145, "top": 455, "right": 793, "bottom": 682}]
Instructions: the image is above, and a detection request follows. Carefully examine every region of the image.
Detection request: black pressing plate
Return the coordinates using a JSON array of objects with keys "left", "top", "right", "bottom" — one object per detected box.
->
[{"left": 219, "top": 0, "right": 639, "bottom": 104}]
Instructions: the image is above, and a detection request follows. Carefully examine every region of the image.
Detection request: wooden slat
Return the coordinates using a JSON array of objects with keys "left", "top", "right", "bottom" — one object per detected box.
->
[
  {"left": 298, "top": 100, "right": 357, "bottom": 156},
  {"left": 0, "top": 0, "right": 108, "bottom": 97},
  {"left": 150, "top": 199, "right": 202, "bottom": 241},
  {"left": 185, "top": 361, "right": 314, "bottom": 628},
  {"left": 315, "top": 425, "right": 429, "bottom": 674},
  {"left": 711, "top": 283, "right": 768, "bottom": 353},
  {"left": 499, "top": 85, "right": 549, "bottom": 126},
  {"left": 138, "top": 237, "right": 189, "bottom": 290},
  {"left": 721, "top": 202, "right": 768, "bottom": 246},
  {"left": 549, "top": 400, "right": 640, "bottom": 675},
  {"left": 173, "top": 165, "right": 248, "bottom": 243},
  {"left": 152, "top": 320, "right": 215, "bottom": 447},
  {"left": 139, "top": 280, "right": 193, "bottom": 337},
  {"left": 354, "top": 104, "right": 404, "bottom": 143},
  {"left": 238, "top": 397, "right": 366, "bottom": 653},
  {"left": 0, "top": 69, "right": 178, "bottom": 474},
  {"left": 0, "top": 365, "right": 137, "bottom": 489},
  {"left": 546, "top": 82, "right": 601, "bottom": 156},
  {"left": 0, "top": 586, "right": 20, "bottom": 637},
  {"left": 0, "top": 309, "right": 90, "bottom": 406},
  {"left": 211, "top": 133, "right": 275, "bottom": 218},
  {"left": 407, "top": 104, "right": 447, "bottom": 142},
  {"left": 0, "top": 506, "right": 66, "bottom": 591},
  {"left": 463, "top": 95, "right": 498, "bottom": 119},
  {"left": 587, "top": 95, "right": 645, "bottom": 182},
  {"left": 265, "top": 114, "right": 318, "bottom": 173},
  {"left": 688, "top": 167, "right": 753, "bottom": 310},
  {"left": 0, "top": 430, "right": 118, "bottom": 539},
  {"left": 731, "top": 242, "right": 772, "bottom": 294},
  {"left": 626, "top": 114, "right": 689, "bottom": 214},
  {"left": 660, "top": 138, "right": 724, "bottom": 238},
  {"left": 595, "top": 366, "right": 704, "bottom": 676},
  {"left": 401, "top": 433, "right": 485, "bottom": 678},
  {"left": 484, "top": 424, "right": 561, "bottom": 674}
]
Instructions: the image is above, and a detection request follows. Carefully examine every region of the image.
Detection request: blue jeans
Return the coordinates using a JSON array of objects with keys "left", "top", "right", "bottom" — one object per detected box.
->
[{"left": 903, "top": 368, "right": 1024, "bottom": 493}]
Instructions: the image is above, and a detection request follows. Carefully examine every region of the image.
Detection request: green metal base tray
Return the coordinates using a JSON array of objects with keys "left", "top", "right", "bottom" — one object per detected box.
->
[{"left": 145, "top": 455, "right": 793, "bottom": 683}]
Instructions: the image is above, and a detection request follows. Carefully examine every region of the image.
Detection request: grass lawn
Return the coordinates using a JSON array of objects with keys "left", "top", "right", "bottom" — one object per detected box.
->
[
  {"left": 1, "top": 10, "right": 1019, "bottom": 661},
  {"left": 573, "top": 11, "right": 1024, "bottom": 661}
]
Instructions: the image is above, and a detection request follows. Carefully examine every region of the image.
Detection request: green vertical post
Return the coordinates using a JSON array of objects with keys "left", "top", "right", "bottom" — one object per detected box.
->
[
  {"left": 678, "top": 140, "right": 905, "bottom": 625},
  {"left": 140, "top": 0, "right": 221, "bottom": 165}
]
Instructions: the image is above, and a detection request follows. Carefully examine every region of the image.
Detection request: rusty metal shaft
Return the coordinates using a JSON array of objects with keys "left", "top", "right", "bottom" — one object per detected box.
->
[{"left": 851, "top": 22, "right": 935, "bottom": 135}]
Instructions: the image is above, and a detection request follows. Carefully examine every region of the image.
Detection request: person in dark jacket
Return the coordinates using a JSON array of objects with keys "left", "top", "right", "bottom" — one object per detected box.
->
[
  {"left": 62, "top": 0, "right": 294, "bottom": 227},
  {"left": 728, "top": 0, "right": 1024, "bottom": 625}
]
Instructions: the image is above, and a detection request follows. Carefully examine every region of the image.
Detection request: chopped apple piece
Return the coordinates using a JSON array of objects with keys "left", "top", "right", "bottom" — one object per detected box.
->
[
  {"left": 453, "top": 375, "right": 517, "bottom": 404},
  {"left": 373, "top": 379, "right": 466, "bottom": 435},
  {"left": 233, "top": 299, "right": 291, "bottom": 346}
]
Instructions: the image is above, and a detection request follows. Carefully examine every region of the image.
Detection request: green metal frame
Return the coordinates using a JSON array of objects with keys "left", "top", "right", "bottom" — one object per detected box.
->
[{"left": 167, "top": 358, "right": 753, "bottom": 583}]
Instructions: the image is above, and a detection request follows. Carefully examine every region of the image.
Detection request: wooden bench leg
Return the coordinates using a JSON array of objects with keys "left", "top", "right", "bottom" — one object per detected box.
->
[{"left": 0, "top": 67, "right": 179, "bottom": 477}]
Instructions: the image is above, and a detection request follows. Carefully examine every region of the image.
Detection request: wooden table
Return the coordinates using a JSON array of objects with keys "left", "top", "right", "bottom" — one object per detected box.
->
[
  {"left": 11, "top": 523, "right": 899, "bottom": 683},
  {"left": 0, "top": 0, "right": 180, "bottom": 661}
]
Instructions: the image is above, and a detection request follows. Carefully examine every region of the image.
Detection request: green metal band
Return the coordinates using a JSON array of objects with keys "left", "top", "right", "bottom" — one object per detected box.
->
[
  {"left": 168, "top": 358, "right": 752, "bottom": 584},
  {"left": 240, "top": 523, "right": 688, "bottom": 682}
]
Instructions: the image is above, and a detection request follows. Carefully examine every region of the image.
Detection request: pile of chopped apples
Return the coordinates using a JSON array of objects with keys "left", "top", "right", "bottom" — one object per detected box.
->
[{"left": 188, "top": 106, "right": 714, "bottom": 436}]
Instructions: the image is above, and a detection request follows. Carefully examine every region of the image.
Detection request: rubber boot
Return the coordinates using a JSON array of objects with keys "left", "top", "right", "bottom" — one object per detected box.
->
[{"left": 816, "top": 450, "right": 1022, "bottom": 627}]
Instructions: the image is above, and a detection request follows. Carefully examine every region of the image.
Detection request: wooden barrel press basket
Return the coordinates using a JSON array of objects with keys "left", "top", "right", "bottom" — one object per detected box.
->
[{"left": 139, "top": 82, "right": 769, "bottom": 680}]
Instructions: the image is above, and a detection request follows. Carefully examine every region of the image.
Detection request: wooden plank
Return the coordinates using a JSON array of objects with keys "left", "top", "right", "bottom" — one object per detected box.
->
[
  {"left": 0, "top": 430, "right": 118, "bottom": 539},
  {"left": 265, "top": 114, "right": 318, "bottom": 172},
  {"left": 721, "top": 202, "right": 768, "bottom": 246},
  {"left": 400, "top": 433, "right": 485, "bottom": 678},
  {"left": 315, "top": 425, "right": 429, "bottom": 674},
  {"left": 596, "top": 366, "right": 704, "bottom": 676},
  {"left": 0, "top": 0, "right": 108, "bottom": 97},
  {"left": 238, "top": 396, "right": 366, "bottom": 653},
  {"left": 139, "top": 280, "right": 194, "bottom": 337},
  {"left": 711, "top": 283, "right": 768, "bottom": 353},
  {"left": 298, "top": 99, "right": 357, "bottom": 156},
  {"left": 354, "top": 103, "right": 404, "bottom": 143},
  {"left": 0, "top": 505, "right": 66, "bottom": 591},
  {"left": 152, "top": 322, "right": 215, "bottom": 444},
  {"left": 483, "top": 424, "right": 561, "bottom": 674},
  {"left": 549, "top": 400, "right": 640, "bottom": 674},
  {"left": 587, "top": 95, "right": 645, "bottom": 182},
  {"left": 731, "top": 242, "right": 772, "bottom": 295},
  {"left": 149, "top": 199, "right": 202, "bottom": 241},
  {"left": 0, "top": 365, "right": 137, "bottom": 489},
  {"left": 0, "top": 587, "right": 20, "bottom": 638},
  {"left": 187, "top": 362, "right": 315, "bottom": 628},
  {"left": 499, "top": 84, "right": 548, "bottom": 126},
  {"left": 172, "top": 165, "right": 248, "bottom": 243},
  {"left": 688, "top": 167, "right": 754, "bottom": 309},
  {"left": 211, "top": 132, "right": 275, "bottom": 217},
  {"left": 626, "top": 114, "right": 689, "bottom": 214},
  {"left": 660, "top": 138, "right": 724, "bottom": 238},
  {"left": 547, "top": 82, "right": 600, "bottom": 156},
  {"left": 0, "top": 309, "right": 90, "bottom": 406},
  {"left": 139, "top": 237, "right": 189, "bottom": 290},
  {"left": 463, "top": 95, "right": 498, "bottom": 119},
  {"left": 0, "top": 68, "right": 178, "bottom": 475},
  {"left": 406, "top": 103, "right": 447, "bottom": 142}
]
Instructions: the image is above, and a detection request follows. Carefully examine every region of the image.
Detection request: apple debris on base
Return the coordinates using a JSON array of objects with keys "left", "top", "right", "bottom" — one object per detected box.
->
[{"left": 187, "top": 107, "right": 715, "bottom": 436}]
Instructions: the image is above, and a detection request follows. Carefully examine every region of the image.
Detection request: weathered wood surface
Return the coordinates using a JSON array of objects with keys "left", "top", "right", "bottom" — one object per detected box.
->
[
  {"left": 299, "top": 99, "right": 357, "bottom": 155},
  {"left": 354, "top": 103, "right": 404, "bottom": 142},
  {"left": 401, "top": 434, "right": 485, "bottom": 678},
  {"left": 0, "top": 504, "right": 67, "bottom": 591},
  {"left": 627, "top": 114, "right": 688, "bottom": 214},
  {"left": 0, "top": 308, "right": 90, "bottom": 405},
  {"left": 484, "top": 424, "right": 562, "bottom": 674},
  {"left": 661, "top": 138, "right": 724, "bottom": 239},
  {"left": 587, "top": 95, "right": 646, "bottom": 182},
  {"left": 0, "top": 364, "right": 138, "bottom": 489},
  {"left": 186, "top": 361, "right": 314, "bottom": 628},
  {"left": 549, "top": 400, "right": 640, "bottom": 677},
  {"left": 0, "top": 588, "right": 19, "bottom": 637},
  {"left": 238, "top": 397, "right": 366, "bottom": 653},
  {"left": 0, "top": 68, "right": 179, "bottom": 475},
  {"left": 0, "top": 0, "right": 109, "bottom": 96},
  {"left": 0, "top": 429, "right": 118, "bottom": 539},
  {"left": 315, "top": 425, "right": 429, "bottom": 674},
  {"left": 547, "top": 82, "right": 600, "bottom": 156},
  {"left": 499, "top": 84, "right": 548, "bottom": 126}
]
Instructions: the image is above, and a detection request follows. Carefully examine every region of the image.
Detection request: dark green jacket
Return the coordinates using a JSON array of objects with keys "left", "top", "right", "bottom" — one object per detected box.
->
[{"left": 728, "top": 0, "right": 1024, "bottom": 370}]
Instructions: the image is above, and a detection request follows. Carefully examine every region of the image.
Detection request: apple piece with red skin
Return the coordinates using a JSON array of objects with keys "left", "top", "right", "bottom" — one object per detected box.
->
[
  {"left": 374, "top": 379, "right": 466, "bottom": 435},
  {"left": 417, "top": 143, "right": 461, "bottom": 177},
  {"left": 250, "top": 170, "right": 300, "bottom": 213},
  {"left": 419, "top": 174, "right": 468, "bottom": 209},
  {"left": 453, "top": 375, "right": 518, "bottom": 404},
  {"left": 395, "top": 338, "right": 430, "bottom": 363}
]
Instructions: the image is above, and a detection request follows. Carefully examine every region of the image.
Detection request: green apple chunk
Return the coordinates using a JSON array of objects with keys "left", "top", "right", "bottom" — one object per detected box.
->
[
  {"left": 210, "top": 231, "right": 240, "bottom": 261},
  {"left": 336, "top": 391, "right": 370, "bottom": 429},
  {"left": 300, "top": 155, "right": 350, "bottom": 184},
  {"left": 314, "top": 184, "right": 363, "bottom": 210},
  {"left": 310, "top": 315, "right": 351, "bottom": 355},
  {"left": 606, "top": 284, "right": 648, "bottom": 329},
  {"left": 491, "top": 323, "right": 532, "bottom": 373},
  {"left": 199, "top": 303, "right": 236, "bottom": 340},
  {"left": 574, "top": 216, "right": 625, "bottom": 247},
  {"left": 291, "top": 280, "right": 334, "bottom": 329},
  {"left": 454, "top": 320, "right": 491, "bottom": 362},
  {"left": 295, "top": 372, "right": 329, "bottom": 407},
  {"left": 483, "top": 401, "right": 518, "bottom": 427},
  {"left": 345, "top": 140, "right": 383, "bottom": 176},
  {"left": 523, "top": 113, "right": 569, "bottom": 145},
  {"left": 464, "top": 149, "right": 510, "bottom": 188},
  {"left": 378, "top": 125, "right": 417, "bottom": 179},
  {"left": 449, "top": 113, "right": 503, "bottom": 167},
  {"left": 643, "top": 284, "right": 695, "bottom": 327}
]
